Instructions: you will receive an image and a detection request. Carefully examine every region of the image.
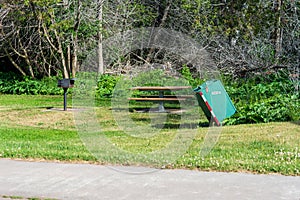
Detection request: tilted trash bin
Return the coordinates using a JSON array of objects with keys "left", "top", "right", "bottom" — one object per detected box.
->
[{"left": 194, "top": 80, "right": 236, "bottom": 126}]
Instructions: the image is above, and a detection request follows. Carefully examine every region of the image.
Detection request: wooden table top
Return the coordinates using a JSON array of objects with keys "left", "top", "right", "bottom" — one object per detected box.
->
[{"left": 130, "top": 86, "right": 192, "bottom": 91}]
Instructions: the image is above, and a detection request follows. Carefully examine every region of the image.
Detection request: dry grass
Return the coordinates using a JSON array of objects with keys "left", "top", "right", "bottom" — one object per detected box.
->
[{"left": 0, "top": 108, "right": 76, "bottom": 130}]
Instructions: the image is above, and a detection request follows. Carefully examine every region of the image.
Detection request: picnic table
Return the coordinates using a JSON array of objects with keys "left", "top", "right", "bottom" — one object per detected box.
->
[{"left": 128, "top": 86, "right": 193, "bottom": 112}]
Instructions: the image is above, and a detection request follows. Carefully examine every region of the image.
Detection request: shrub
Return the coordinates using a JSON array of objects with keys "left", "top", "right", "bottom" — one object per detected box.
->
[
  {"left": 0, "top": 72, "right": 62, "bottom": 95},
  {"left": 181, "top": 65, "right": 204, "bottom": 88},
  {"left": 95, "top": 74, "right": 120, "bottom": 98},
  {"left": 224, "top": 74, "right": 300, "bottom": 125}
]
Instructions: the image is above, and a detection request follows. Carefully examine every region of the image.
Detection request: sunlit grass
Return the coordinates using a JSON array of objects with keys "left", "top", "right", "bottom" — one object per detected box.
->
[
  {"left": 176, "top": 122, "right": 300, "bottom": 175},
  {"left": 0, "top": 95, "right": 299, "bottom": 175}
]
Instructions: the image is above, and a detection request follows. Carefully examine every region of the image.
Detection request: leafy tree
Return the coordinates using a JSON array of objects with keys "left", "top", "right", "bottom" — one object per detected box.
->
[
  {"left": 0, "top": 0, "right": 101, "bottom": 78},
  {"left": 0, "top": 0, "right": 298, "bottom": 82}
]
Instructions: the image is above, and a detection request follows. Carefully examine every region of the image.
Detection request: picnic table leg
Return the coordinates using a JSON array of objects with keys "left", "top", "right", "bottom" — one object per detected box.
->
[{"left": 158, "top": 91, "right": 165, "bottom": 112}]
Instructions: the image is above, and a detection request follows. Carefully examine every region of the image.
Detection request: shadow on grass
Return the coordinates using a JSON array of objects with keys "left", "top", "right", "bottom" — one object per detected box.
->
[
  {"left": 198, "top": 121, "right": 210, "bottom": 127},
  {"left": 37, "top": 106, "right": 54, "bottom": 109},
  {"left": 152, "top": 122, "right": 201, "bottom": 129},
  {"left": 111, "top": 107, "right": 209, "bottom": 129},
  {"left": 291, "top": 120, "right": 300, "bottom": 126}
]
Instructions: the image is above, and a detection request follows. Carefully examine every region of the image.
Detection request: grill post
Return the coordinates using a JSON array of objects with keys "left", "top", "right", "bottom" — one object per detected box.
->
[
  {"left": 57, "top": 78, "right": 75, "bottom": 111},
  {"left": 63, "top": 88, "right": 68, "bottom": 111}
]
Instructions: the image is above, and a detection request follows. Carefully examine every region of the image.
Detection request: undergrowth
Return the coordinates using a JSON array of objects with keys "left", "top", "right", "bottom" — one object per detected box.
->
[{"left": 0, "top": 68, "right": 299, "bottom": 125}]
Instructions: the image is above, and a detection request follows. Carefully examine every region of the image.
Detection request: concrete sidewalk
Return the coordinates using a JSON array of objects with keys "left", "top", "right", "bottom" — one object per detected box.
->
[{"left": 0, "top": 159, "right": 299, "bottom": 200}]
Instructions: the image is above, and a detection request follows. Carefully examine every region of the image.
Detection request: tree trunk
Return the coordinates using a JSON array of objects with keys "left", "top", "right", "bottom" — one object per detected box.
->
[
  {"left": 146, "top": 1, "right": 171, "bottom": 63},
  {"left": 56, "top": 30, "right": 69, "bottom": 78},
  {"left": 23, "top": 49, "right": 35, "bottom": 78},
  {"left": 97, "top": 0, "right": 104, "bottom": 74},
  {"left": 4, "top": 49, "right": 27, "bottom": 76},
  {"left": 274, "top": 0, "right": 283, "bottom": 61},
  {"left": 70, "top": 0, "right": 81, "bottom": 78},
  {"left": 72, "top": 34, "right": 78, "bottom": 77},
  {"left": 67, "top": 44, "right": 71, "bottom": 76}
]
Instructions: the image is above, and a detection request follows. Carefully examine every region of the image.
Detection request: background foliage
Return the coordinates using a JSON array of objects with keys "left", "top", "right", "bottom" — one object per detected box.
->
[
  {"left": 0, "top": 72, "right": 62, "bottom": 95},
  {"left": 0, "top": 0, "right": 299, "bottom": 125},
  {"left": 224, "top": 73, "right": 300, "bottom": 124}
]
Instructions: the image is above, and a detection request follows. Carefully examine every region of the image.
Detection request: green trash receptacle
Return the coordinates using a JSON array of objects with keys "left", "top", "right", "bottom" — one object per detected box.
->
[{"left": 194, "top": 80, "right": 236, "bottom": 126}]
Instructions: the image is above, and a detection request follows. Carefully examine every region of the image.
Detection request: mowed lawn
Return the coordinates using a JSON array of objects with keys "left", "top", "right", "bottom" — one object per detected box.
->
[{"left": 0, "top": 95, "right": 299, "bottom": 175}]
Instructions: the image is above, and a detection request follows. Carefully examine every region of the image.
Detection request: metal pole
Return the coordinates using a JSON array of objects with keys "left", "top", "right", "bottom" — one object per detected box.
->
[
  {"left": 63, "top": 88, "right": 68, "bottom": 111},
  {"left": 158, "top": 90, "right": 165, "bottom": 112}
]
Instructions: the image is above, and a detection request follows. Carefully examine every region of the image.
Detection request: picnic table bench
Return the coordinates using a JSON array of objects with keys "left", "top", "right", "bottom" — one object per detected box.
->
[{"left": 128, "top": 86, "right": 193, "bottom": 112}]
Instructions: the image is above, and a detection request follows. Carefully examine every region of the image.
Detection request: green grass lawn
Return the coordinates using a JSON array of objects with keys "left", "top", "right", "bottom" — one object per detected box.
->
[{"left": 0, "top": 94, "right": 299, "bottom": 175}]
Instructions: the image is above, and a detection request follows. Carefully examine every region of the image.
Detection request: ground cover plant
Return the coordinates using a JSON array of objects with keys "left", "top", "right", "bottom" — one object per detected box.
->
[
  {"left": 0, "top": 95, "right": 299, "bottom": 175},
  {"left": 1, "top": 69, "right": 298, "bottom": 125},
  {"left": 224, "top": 72, "right": 300, "bottom": 125},
  {"left": 0, "top": 72, "right": 62, "bottom": 95}
]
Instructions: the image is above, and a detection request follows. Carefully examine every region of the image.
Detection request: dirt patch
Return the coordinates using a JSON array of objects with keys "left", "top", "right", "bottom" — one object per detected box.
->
[
  {"left": 0, "top": 106, "right": 10, "bottom": 111},
  {"left": 0, "top": 108, "right": 76, "bottom": 130}
]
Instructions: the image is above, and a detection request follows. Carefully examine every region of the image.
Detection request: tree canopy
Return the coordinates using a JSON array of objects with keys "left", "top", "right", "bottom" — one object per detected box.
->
[{"left": 0, "top": 0, "right": 299, "bottom": 80}]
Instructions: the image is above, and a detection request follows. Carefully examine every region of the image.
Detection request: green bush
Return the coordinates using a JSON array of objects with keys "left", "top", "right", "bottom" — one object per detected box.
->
[
  {"left": 96, "top": 74, "right": 120, "bottom": 98},
  {"left": 181, "top": 65, "right": 204, "bottom": 88},
  {"left": 224, "top": 74, "right": 300, "bottom": 125},
  {"left": 0, "top": 72, "right": 62, "bottom": 95}
]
